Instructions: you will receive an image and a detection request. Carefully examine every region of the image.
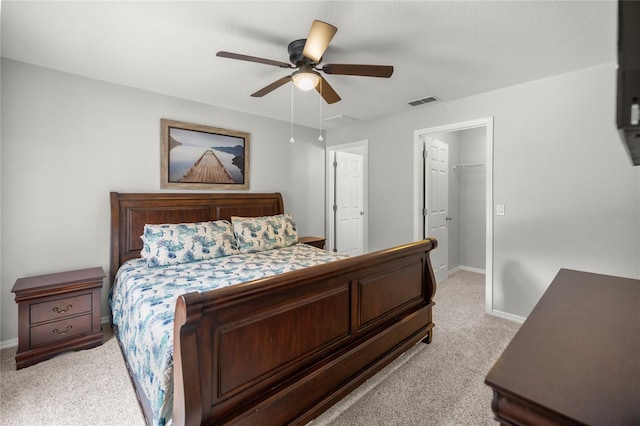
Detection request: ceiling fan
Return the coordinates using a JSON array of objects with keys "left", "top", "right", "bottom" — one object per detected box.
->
[{"left": 216, "top": 20, "right": 394, "bottom": 104}]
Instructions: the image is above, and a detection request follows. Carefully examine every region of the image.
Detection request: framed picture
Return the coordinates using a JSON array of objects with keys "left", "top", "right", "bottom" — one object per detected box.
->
[{"left": 160, "top": 119, "right": 250, "bottom": 190}]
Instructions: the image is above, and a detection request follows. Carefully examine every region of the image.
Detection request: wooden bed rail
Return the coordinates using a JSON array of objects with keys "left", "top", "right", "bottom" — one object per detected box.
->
[{"left": 173, "top": 238, "right": 437, "bottom": 426}]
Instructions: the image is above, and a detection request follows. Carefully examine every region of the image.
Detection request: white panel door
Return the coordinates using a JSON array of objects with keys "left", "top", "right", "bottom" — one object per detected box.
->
[
  {"left": 335, "top": 151, "right": 364, "bottom": 256},
  {"left": 424, "top": 137, "right": 449, "bottom": 283}
]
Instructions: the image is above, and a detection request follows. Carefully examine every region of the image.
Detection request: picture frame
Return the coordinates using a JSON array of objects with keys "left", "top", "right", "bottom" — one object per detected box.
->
[{"left": 160, "top": 119, "right": 250, "bottom": 190}]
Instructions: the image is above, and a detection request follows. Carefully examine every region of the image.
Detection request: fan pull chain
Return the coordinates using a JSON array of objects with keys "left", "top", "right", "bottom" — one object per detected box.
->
[
  {"left": 290, "top": 84, "right": 295, "bottom": 144},
  {"left": 318, "top": 79, "right": 324, "bottom": 142}
]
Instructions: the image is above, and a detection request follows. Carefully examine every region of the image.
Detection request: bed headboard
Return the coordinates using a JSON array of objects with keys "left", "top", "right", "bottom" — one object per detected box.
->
[{"left": 109, "top": 192, "right": 284, "bottom": 284}]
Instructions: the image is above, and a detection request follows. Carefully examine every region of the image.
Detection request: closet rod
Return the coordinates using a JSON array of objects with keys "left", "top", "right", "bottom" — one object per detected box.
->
[{"left": 453, "top": 163, "right": 485, "bottom": 170}]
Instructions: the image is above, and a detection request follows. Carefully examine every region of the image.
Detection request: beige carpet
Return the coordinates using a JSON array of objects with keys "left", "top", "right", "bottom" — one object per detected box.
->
[
  {"left": 0, "top": 270, "right": 520, "bottom": 425},
  {"left": 0, "top": 326, "right": 145, "bottom": 425},
  {"left": 313, "top": 270, "right": 521, "bottom": 425}
]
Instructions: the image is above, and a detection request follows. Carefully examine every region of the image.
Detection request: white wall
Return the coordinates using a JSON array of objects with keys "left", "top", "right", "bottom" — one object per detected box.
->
[
  {"left": 327, "top": 63, "right": 640, "bottom": 319},
  {"left": 0, "top": 59, "right": 326, "bottom": 343},
  {"left": 3, "top": 59, "right": 638, "bottom": 340}
]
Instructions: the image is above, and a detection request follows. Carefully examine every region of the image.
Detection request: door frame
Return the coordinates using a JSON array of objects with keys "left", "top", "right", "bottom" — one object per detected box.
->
[
  {"left": 413, "top": 117, "right": 494, "bottom": 314},
  {"left": 326, "top": 140, "right": 369, "bottom": 253}
]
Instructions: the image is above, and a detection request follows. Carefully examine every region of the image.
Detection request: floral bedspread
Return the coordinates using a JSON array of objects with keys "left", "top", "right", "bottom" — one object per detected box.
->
[{"left": 110, "top": 244, "right": 346, "bottom": 426}]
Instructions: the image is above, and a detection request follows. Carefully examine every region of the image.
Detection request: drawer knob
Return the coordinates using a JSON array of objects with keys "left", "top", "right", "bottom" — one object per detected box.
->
[
  {"left": 52, "top": 325, "right": 72, "bottom": 335},
  {"left": 52, "top": 304, "right": 72, "bottom": 314}
]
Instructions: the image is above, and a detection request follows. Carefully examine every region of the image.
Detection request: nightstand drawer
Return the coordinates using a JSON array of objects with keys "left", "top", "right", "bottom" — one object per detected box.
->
[
  {"left": 30, "top": 314, "right": 92, "bottom": 347},
  {"left": 30, "top": 294, "right": 92, "bottom": 324}
]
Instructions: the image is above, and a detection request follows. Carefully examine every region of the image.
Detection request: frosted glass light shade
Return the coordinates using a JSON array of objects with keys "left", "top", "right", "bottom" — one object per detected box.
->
[{"left": 292, "top": 71, "right": 320, "bottom": 91}]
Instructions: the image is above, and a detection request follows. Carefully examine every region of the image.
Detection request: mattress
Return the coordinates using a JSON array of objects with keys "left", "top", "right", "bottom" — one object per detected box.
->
[{"left": 110, "top": 243, "right": 346, "bottom": 425}]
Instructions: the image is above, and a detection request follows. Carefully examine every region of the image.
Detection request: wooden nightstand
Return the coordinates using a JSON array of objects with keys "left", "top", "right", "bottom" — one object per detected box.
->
[
  {"left": 299, "top": 236, "right": 326, "bottom": 250},
  {"left": 11, "top": 267, "right": 105, "bottom": 369}
]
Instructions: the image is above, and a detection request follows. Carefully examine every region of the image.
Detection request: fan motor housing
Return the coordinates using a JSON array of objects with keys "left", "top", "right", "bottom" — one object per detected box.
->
[{"left": 288, "top": 39, "right": 315, "bottom": 66}]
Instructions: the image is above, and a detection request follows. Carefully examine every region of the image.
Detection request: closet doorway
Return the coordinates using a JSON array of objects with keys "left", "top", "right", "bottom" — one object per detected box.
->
[
  {"left": 326, "top": 140, "right": 369, "bottom": 255},
  {"left": 413, "top": 117, "right": 494, "bottom": 314}
]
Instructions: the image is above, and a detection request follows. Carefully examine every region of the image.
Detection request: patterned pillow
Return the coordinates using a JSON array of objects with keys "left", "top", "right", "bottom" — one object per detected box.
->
[
  {"left": 232, "top": 214, "right": 299, "bottom": 253},
  {"left": 140, "top": 220, "right": 237, "bottom": 267}
]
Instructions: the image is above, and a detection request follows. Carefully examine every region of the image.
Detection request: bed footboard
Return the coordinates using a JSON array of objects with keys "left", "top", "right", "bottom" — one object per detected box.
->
[{"left": 173, "top": 238, "right": 437, "bottom": 426}]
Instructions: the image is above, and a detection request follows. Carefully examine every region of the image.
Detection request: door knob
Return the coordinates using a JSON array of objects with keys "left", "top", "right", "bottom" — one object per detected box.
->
[
  {"left": 360, "top": 211, "right": 365, "bottom": 216},
  {"left": 445, "top": 216, "right": 452, "bottom": 221}
]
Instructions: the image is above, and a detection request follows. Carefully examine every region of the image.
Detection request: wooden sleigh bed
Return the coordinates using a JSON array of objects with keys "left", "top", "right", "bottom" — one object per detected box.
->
[{"left": 109, "top": 192, "right": 437, "bottom": 426}]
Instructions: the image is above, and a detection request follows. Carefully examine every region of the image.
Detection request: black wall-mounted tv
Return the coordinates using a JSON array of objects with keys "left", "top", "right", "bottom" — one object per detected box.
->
[{"left": 616, "top": 0, "right": 640, "bottom": 166}]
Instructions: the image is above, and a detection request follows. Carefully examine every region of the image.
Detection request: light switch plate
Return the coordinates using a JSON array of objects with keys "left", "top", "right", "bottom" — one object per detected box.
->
[{"left": 496, "top": 204, "right": 505, "bottom": 216}]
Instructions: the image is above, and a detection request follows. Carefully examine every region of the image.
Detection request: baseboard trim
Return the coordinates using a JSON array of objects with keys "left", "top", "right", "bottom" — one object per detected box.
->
[
  {"left": 0, "top": 338, "right": 18, "bottom": 350},
  {"left": 1, "top": 316, "right": 113, "bottom": 350},
  {"left": 449, "top": 265, "right": 486, "bottom": 275},
  {"left": 490, "top": 309, "right": 526, "bottom": 324}
]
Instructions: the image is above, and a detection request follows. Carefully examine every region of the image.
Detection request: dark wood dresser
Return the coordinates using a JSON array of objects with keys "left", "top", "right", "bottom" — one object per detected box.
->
[
  {"left": 11, "top": 267, "right": 105, "bottom": 369},
  {"left": 485, "top": 269, "right": 640, "bottom": 425}
]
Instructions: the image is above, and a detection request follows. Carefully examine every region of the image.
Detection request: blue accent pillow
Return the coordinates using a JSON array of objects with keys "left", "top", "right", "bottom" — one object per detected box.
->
[
  {"left": 140, "top": 220, "right": 237, "bottom": 267},
  {"left": 232, "top": 214, "right": 299, "bottom": 254}
]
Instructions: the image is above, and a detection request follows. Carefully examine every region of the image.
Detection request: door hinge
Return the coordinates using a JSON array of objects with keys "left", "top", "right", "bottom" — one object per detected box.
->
[
  {"left": 423, "top": 150, "right": 428, "bottom": 159},
  {"left": 333, "top": 205, "right": 337, "bottom": 212},
  {"left": 333, "top": 161, "right": 338, "bottom": 168},
  {"left": 423, "top": 208, "right": 428, "bottom": 216}
]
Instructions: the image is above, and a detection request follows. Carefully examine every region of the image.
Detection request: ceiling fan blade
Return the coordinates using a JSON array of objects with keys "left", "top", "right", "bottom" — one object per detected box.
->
[
  {"left": 322, "top": 64, "right": 394, "bottom": 78},
  {"left": 251, "top": 76, "right": 292, "bottom": 97},
  {"left": 303, "top": 20, "right": 337, "bottom": 63},
  {"left": 217, "top": 51, "right": 293, "bottom": 68},
  {"left": 316, "top": 76, "right": 341, "bottom": 104}
]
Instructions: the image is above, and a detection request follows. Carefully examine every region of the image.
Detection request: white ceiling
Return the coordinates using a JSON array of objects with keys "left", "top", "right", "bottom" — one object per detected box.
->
[{"left": 1, "top": 1, "right": 617, "bottom": 129}]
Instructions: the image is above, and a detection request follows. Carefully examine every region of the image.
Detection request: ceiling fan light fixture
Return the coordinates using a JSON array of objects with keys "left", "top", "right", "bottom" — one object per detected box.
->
[
  {"left": 218, "top": 19, "right": 392, "bottom": 104},
  {"left": 292, "top": 68, "right": 321, "bottom": 91}
]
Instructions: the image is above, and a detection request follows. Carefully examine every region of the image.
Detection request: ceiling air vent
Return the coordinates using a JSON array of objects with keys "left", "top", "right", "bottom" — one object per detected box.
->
[{"left": 408, "top": 96, "right": 439, "bottom": 107}]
